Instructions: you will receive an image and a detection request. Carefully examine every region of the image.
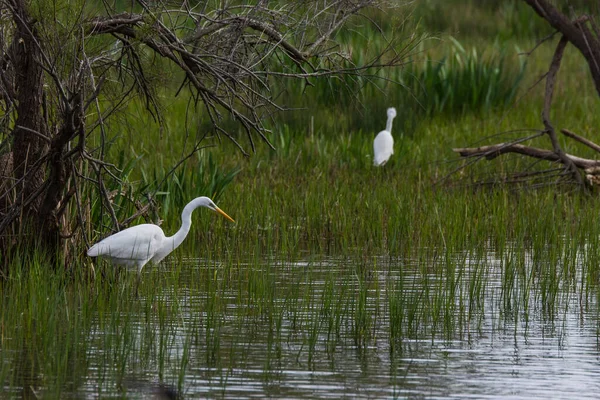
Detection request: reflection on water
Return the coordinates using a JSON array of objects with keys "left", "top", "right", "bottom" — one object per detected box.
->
[{"left": 4, "top": 245, "right": 600, "bottom": 399}]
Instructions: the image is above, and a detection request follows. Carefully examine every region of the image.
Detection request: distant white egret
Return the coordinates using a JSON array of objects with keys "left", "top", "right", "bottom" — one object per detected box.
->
[
  {"left": 87, "top": 196, "right": 234, "bottom": 273},
  {"left": 373, "top": 107, "right": 397, "bottom": 166}
]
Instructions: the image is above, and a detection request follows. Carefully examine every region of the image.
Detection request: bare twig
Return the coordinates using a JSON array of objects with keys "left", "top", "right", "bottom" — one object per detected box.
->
[
  {"left": 541, "top": 35, "right": 583, "bottom": 184},
  {"left": 561, "top": 128, "right": 600, "bottom": 153}
]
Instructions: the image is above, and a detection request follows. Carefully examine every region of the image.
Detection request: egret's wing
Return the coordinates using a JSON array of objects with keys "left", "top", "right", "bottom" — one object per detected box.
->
[
  {"left": 373, "top": 130, "right": 394, "bottom": 166},
  {"left": 88, "top": 224, "right": 164, "bottom": 263}
]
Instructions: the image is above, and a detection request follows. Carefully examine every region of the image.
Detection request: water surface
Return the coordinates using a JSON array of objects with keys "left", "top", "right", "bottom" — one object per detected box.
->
[{"left": 3, "top": 244, "right": 600, "bottom": 399}]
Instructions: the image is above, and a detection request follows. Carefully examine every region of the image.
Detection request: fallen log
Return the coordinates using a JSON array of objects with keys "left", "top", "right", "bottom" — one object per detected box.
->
[{"left": 453, "top": 143, "right": 600, "bottom": 170}]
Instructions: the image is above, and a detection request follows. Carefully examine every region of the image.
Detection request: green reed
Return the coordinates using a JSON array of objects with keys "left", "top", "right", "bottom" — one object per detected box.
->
[{"left": 271, "top": 38, "right": 525, "bottom": 136}]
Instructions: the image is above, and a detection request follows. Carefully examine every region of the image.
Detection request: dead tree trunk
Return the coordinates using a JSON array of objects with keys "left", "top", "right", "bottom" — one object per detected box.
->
[
  {"left": 2, "top": 0, "right": 83, "bottom": 256},
  {"left": 10, "top": 0, "right": 46, "bottom": 209},
  {"left": 8, "top": 0, "right": 54, "bottom": 248}
]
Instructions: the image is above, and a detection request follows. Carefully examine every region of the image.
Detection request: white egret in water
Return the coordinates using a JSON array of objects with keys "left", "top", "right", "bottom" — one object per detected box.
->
[
  {"left": 373, "top": 107, "right": 397, "bottom": 166},
  {"left": 87, "top": 196, "right": 234, "bottom": 273}
]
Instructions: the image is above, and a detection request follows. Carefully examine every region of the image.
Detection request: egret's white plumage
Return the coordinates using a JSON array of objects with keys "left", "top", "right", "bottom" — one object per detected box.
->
[
  {"left": 373, "top": 107, "right": 397, "bottom": 166},
  {"left": 87, "top": 196, "right": 234, "bottom": 272}
]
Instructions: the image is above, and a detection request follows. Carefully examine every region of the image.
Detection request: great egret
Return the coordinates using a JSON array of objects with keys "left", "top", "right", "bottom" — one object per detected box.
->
[
  {"left": 87, "top": 196, "right": 234, "bottom": 273},
  {"left": 373, "top": 107, "right": 397, "bottom": 166}
]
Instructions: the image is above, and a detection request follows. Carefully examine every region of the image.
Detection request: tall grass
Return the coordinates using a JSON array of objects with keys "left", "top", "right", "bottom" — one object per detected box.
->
[
  {"left": 404, "top": 37, "right": 526, "bottom": 116},
  {"left": 4, "top": 193, "right": 600, "bottom": 396},
  {"left": 270, "top": 36, "right": 526, "bottom": 136}
]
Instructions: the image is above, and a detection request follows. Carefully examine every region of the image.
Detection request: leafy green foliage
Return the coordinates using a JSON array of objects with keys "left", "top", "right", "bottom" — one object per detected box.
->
[{"left": 406, "top": 37, "right": 526, "bottom": 116}]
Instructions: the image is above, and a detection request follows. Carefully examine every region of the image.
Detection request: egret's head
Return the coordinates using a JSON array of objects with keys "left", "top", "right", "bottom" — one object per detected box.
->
[
  {"left": 199, "top": 197, "right": 235, "bottom": 223},
  {"left": 387, "top": 107, "right": 397, "bottom": 119}
]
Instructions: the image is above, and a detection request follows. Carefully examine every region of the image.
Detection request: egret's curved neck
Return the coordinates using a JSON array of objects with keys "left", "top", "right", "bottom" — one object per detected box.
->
[
  {"left": 386, "top": 115, "right": 395, "bottom": 133},
  {"left": 167, "top": 199, "right": 203, "bottom": 251}
]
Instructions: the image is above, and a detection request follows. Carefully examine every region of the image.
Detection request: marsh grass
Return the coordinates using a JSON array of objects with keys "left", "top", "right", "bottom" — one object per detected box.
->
[
  {"left": 4, "top": 186, "right": 600, "bottom": 396},
  {"left": 406, "top": 37, "right": 526, "bottom": 116},
  {"left": 270, "top": 37, "right": 526, "bottom": 136}
]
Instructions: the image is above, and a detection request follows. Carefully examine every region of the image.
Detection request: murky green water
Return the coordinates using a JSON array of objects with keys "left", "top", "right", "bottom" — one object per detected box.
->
[{"left": 4, "top": 244, "right": 600, "bottom": 399}]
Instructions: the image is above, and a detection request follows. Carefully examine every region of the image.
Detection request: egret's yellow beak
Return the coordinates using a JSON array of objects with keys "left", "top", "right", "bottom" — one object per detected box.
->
[{"left": 215, "top": 206, "right": 235, "bottom": 223}]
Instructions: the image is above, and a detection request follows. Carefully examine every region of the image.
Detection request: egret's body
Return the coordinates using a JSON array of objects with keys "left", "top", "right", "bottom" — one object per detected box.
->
[
  {"left": 373, "top": 107, "right": 397, "bottom": 166},
  {"left": 87, "top": 196, "right": 234, "bottom": 272}
]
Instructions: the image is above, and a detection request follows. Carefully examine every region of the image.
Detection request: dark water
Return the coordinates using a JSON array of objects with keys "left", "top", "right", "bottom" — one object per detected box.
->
[{"left": 4, "top": 247, "right": 600, "bottom": 399}]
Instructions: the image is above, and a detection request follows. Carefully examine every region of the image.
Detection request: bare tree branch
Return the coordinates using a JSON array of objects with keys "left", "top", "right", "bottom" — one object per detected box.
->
[
  {"left": 523, "top": 0, "right": 600, "bottom": 95},
  {"left": 453, "top": 2, "right": 600, "bottom": 189},
  {"left": 541, "top": 35, "right": 582, "bottom": 184},
  {"left": 454, "top": 143, "right": 600, "bottom": 169},
  {"left": 561, "top": 129, "right": 600, "bottom": 153}
]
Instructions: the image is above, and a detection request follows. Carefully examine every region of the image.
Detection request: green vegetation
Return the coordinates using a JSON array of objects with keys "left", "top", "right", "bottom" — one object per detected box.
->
[{"left": 3, "top": 0, "right": 600, "bottom": 397}]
